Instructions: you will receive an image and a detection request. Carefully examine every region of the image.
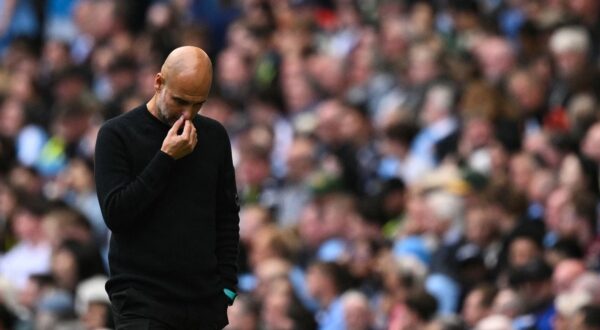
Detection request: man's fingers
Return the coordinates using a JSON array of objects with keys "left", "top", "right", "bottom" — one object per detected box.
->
[
  {"left": 168, "top": 116, "right": 184, "bottom": 136},
  {"left": 191, "top": 132, "right": 198, "bottom": 147},
  {"left": 182, "top": 120, "right": 192, "bottom": 140}
]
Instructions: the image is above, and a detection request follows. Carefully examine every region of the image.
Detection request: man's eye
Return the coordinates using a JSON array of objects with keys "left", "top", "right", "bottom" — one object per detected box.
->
[{"left": 175, "top": 98, "right": 186, "bottom": 105}]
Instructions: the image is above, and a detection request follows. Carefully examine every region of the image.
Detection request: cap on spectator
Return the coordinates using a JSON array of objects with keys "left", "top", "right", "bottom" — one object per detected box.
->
[
  {"left": 550, "top": 26, "right": 590, "bottom": 55},
  {"left": 475, "top": 314, "right": 513, "bottom": 330},
  {"left": 555, "top": 290, "right": 591, "bottom": 318},
  {"left": 75, "top": 275, "right": 110, "bottom": 315}
]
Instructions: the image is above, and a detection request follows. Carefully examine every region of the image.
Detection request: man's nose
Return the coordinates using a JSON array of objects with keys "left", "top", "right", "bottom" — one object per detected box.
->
[{"left": 181, "top": 107, "right": 196, "bottom": 120}]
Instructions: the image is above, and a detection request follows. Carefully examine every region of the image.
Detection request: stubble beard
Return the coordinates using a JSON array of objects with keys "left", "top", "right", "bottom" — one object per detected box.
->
[{"left": 156, "top": 92, "right": 177, "bottom": 126}]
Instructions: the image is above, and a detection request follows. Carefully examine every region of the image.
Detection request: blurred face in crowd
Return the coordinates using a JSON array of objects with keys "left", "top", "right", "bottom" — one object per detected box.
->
[
  {"left": 462, "top": 117, "right": 493, "bottom": 150},
  {"left": 238, "top": 151, "right": 271, "bottom": 188},
  {"left": 307, "top": 54, "right": 345, "bottom": 96},
  {"left": 19, "top": 277, "right": 44, "bottom": 310},
  {"left": 553, "top": 50, "right": 587, "bottom": 79},
  {"left": 0, "top": 98, "right": 25, "bottom": 138},
  {"left": 569, "top": 0, "right": 600, "bottom": 21},
  {"left": 465, "top": 207, "right": 496, "bottom": 248},
  {"left": 509, "top": 237, "right": 541, "bottom": 267},
  {"left": 63, "top": 158, "right": 95, "bottom": 193},
  {"left": 0, "top": 185, "right": 17, "bottom": 220},
  {"left": 254, "top": 258, "right": 291, "bottom": 300},
  {"left": 492, "top": 288, "right": 521, "bottom": 318},
  {"left": 285, "top": 137, "right": 315, "bottom": 181},
  {"left": 527, "top": 169, "right": 556, "bottom": 204},
  {"left": 345, "top": 239, "right": 375, "bottom": 278},
  {"left": 475, "top": 37, "right": 515, "bottom": 83},
  {"left": 420, "top": 84, "right": 453, "bottom": 126},
  {"left": 343, "top": 293, "right": 372, "bottom": 330},
  {"left": 582, "top": 123, "right": 600, "bottom": 163},
  {"left": 340, "top": 108, "right": 371, "bottom": 145},
  {"left": 410, "top": 2, "right": 435, "bottom": 37},
  {"left": 554, "top": 200, "right": 593, "bottom": 246},
  {"left": 508, "top": 70, "right": 545, "bottom": 113},
  {"left": 227, "top": 296, "right": 259, "bottom": 330},
  {"left": 9, "top": 70, "right": 36, "bottom": 102},
  {"left": 305, "top": 265, "right": 330, "bottom": 303},
  {"left": 347, "top": 46, "right": 376, "bottom": 87},
  {"left": 248, "top": 227, "right": 282, "bottom": 269},
  {"left": 545, "top": 187, "right": 571, "bottom": 233},
  {"left": 408, "top": 45, "right": 439, "bottom": 86},
  {"left": 261, "top": 281, "right": 294, "bottom": 330},
  {"left": 552, "top": 259, "right": 586, "bottom": 294},
  {"left": 217, "top": 49, "right": 251, "bottom": 89},
  {"left": 282, "top": 73, "right": 317, "bottom": 113},
  {"left": 462, "top": 288, "right": 491, "bottom": 327},
  {"left": 322, "top": 195, "right": 354, "bottom": 239},
  {"left": 379, "top": 18, "right": 408, "bottom": 64},
  {"left": 239, "top": 205, "right": 270, "bottom": 244},
  {"left": 13, "top": 209, "right": 43, "bottom": 243},
  {"left": 81, "top": 302, "right": 110, "bottom": 330},
  {"left": 298, "top": 202, "right": 326, "bottom": 248},
  {"left": 52, "top": 247, "right": 78, "bottom": 290},
  {"left": 509, "top": 153, "right": 537, "bottom": 193},
  {"left": 315, "top": 100, "right": 345, "bottom": 145}
]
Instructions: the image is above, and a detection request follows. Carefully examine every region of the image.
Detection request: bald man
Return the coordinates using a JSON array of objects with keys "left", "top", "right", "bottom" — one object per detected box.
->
[{"left": 94, "top": 46, "right": 240, "bottom": 329}]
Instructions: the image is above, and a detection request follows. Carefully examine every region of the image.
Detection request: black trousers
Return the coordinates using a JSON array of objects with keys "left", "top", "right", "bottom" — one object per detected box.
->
[{"left": 110, "top": 287, "right": 229, "bottom": 330}]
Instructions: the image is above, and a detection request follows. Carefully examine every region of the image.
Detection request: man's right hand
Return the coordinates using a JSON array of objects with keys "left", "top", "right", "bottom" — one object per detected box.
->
[{"left": 161, "top": 116, "right": 198, "bottom": 159}]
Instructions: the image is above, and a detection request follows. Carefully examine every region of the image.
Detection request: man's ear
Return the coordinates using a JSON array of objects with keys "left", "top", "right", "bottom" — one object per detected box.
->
[{"left": 154, "top": 73, "right": 164, "bottom": 92}]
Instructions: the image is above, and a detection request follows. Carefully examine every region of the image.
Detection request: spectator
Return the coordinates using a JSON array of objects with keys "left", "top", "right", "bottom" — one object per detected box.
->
[
  {"left": 225, "top": 294, "right": 260, "bottom": 330},
  {"left": 552, "top": 258, "right": 586, "bottom": 294},
  {"left": 0, "top": 199, "right": 51, "bottom": 290},
  {"left": 389, "top": 289, "right": 438, "bottom": 330},
  {"left": 1, "top": 1, "right": 600, "bottom": 329},
  {"left": 461, "top": 284, "right": 497, "bottom": 328},
  {"left": 508, "top": 258, "right": 555, "bottom": 330},
  {"left": 572, "top": 304, "right": 600, "bottom": 330},
  {"left": 305, "top": 261, "right": 352, "bottom": 330},
  {"left": 553, "top": 290, "right": 592, "bottom": 330},
  {"left": 342, "top": 290, "right": 373, "bottom": 330}
]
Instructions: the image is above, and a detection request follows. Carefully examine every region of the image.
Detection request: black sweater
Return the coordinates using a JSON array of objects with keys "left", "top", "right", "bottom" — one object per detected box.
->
[{"left": 94, "top": 105, "right": 239, "bottom": 303}]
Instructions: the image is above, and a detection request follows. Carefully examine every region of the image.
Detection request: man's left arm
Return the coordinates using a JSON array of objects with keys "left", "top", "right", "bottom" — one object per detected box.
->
[{"left": 215, "top": 131, "right": 240, "bottom": 301}]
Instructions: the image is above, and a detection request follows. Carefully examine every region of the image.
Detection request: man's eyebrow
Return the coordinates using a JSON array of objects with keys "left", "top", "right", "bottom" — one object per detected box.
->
[
  {"left": 172, "top": 96, "right": 189, "bottom": 104},
  {"left": 173, "top": 95, "right": 206, "bottom": 107}
]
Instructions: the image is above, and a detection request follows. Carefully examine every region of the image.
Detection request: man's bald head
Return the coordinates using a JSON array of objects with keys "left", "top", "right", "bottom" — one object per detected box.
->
[
  {"left": 160, "top": 46, "right": 213, "bottom": 92},
  {"left": 149, "top": 46, "right": 213, "bottom": 124}
]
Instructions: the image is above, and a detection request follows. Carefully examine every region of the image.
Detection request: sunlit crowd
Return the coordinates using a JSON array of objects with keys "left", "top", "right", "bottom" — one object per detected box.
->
[{"left": 1, "top": 0, "right": 600, "bottom": 329}]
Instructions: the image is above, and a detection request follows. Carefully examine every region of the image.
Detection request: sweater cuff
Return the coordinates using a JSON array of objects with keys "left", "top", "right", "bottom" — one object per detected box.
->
[{"left": 139, "top": 151, "right": 176, "bottom": 191}]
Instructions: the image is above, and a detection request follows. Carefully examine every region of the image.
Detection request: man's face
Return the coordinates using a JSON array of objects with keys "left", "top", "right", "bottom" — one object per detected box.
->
[{"left": 155, "top": 74, "right": 209, "bottom": 125}]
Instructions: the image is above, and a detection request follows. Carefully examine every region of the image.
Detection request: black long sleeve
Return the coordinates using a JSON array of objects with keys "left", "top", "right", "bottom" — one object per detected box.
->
[
  {"left": 95, "top": 125, "right": 176, "bottom": 233},
  {"left": 94, "top": 105, "right": 240, "bottom": 303},
  {"left": 215, "top": 133, "right": 240, "bottom": 291}
]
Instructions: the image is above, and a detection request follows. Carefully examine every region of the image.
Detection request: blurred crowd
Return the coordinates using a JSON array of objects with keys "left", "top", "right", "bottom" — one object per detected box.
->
[{"left": 0, "top": 0, "right": 600, "bottom": 329}]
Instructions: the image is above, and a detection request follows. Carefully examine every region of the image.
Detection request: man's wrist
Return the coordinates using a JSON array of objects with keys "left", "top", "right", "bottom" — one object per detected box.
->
[{"left": 223, "top": 288, "right": 237, "bottom": 305}]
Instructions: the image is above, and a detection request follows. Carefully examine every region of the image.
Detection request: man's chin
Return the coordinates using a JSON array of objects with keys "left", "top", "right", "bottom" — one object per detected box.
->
[{"left": 158, "top": 113, "right": 176, "bottom": 126}]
